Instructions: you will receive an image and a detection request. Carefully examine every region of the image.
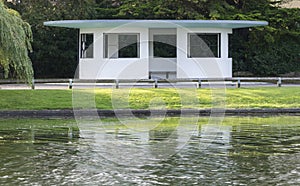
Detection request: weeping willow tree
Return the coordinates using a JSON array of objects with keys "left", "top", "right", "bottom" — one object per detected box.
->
[{"left": 0, "top": 1, "right": 33, "bottom": 83}]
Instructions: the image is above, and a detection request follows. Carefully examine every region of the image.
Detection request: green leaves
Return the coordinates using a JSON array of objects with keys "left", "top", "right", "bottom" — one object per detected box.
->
[
  {"left": 3, "top": 0, "right": 299, "bottom": 78},
  {"left": 229, "top": 1, "right": 299, "bottom": 76},
  {"left": 0, "top": 1, "right": 33, "bottom": 83}
]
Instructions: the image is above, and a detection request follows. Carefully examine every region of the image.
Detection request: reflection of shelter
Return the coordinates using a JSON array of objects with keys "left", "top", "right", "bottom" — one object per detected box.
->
[
  {"left": 149, "top": 126, "right": 178, "bottom": 159},
  {"left": 44, "top": 20, "right": 267, "bottom": 79},
  {"left": 199, "top": 124, "right": 232, "bottom": 153},
  {"left": 149, "top": 128, "right": 175, "bottom": 141}
]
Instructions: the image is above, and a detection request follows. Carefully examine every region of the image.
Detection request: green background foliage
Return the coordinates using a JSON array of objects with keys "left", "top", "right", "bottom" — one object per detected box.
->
[{"left": 3, "top": 0, "right": 300, "bottom": 78}]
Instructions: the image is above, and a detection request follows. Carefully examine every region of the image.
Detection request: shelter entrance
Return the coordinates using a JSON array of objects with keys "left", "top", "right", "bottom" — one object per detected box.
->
[{"left": 149, "top": 28, "right": 177, "bottom": 79}]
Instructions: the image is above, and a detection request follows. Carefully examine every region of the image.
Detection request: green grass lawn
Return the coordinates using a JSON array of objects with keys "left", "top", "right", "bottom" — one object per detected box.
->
[{"left": 0, "top": 87, "right": 299, "bottom": 110}]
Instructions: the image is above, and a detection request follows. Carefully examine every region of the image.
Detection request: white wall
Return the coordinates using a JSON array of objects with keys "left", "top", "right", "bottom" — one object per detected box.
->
[
  {"left": 79, "top": 27, "right": 233, "bottom": 79},
  {"left": 177, "top": 27, "right": 232, "bottom": 78},
  {"left": 79, "top": 27, "right": 149, "bottom": 79}
]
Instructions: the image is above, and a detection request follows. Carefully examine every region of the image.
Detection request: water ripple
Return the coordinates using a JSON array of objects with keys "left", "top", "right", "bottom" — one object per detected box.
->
[{"left": 1, "top": 117, "right": 300, "bottom": 185}]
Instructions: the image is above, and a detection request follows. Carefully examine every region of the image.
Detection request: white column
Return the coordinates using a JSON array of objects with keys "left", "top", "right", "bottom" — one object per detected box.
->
[{"left": 221, "top": 31, "right": 229, "bottom": 59}]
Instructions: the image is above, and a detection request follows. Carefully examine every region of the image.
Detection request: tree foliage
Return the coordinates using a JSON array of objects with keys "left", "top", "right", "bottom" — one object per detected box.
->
[
  {"left": 6, "top": 0, "right": 96, "bottom": 78},
  {"left": 231, "top": 6, "right": 300, "bottom": 76},
  {"left": 5, "top": 0, "right": 300, "bottom": 78},
  {"left": 0, "top": 0, "right": 33, "bottom": 82}
]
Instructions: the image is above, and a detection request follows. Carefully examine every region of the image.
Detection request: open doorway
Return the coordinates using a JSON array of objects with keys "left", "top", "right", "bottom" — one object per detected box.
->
[{"left": 149, "top": 28, "right": 177, "bottom": 79}]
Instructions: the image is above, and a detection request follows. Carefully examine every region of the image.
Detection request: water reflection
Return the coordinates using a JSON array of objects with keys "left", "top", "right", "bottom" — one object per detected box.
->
[
  {"left": 198, "top": 124, "right": 232, "bottom": 155},
  {"left": 78, "top": 117, "right": 199, "bottom": 166},
  {"left": 0, "top": 142, "right": 80, "bottom": 185},
  {"left": 0, "top": 117, "right": 300, "bottom": 185}
]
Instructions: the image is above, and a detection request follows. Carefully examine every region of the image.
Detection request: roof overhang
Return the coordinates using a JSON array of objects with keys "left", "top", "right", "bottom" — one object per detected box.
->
[{"left": 44, "top": 19, "right": 268, "bottom": 29}]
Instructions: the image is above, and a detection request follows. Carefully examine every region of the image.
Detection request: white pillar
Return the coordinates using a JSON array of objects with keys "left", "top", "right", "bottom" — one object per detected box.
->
[{"left": 221, "top": 31, "right": 229, "bottom": 59}]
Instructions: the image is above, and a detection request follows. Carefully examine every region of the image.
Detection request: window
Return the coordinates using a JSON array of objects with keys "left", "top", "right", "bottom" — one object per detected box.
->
[
  {"left": 80, "top": 33, "right": 93, "bottom": 58},
  {"left": 104, "top": 33, "right": 140, "bottom": 58},
  {"left": 118, "top": 35, "right": 139, "bottom": 58},
  {"left": 188, "top": 33, "right": 220, "bottom": 58},
  {"left": 153, "top": 35, "right": 176, "bottom": 58}
]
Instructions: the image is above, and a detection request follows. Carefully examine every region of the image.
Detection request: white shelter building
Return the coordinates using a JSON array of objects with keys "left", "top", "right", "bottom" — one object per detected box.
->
[{"left": 44, "top": 20, "right": 267, "bottom": 80}]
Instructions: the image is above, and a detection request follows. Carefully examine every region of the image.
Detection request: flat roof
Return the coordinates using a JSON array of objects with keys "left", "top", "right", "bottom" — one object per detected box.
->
[{"left": 44, "top": 19, "right": 268, "bottom": 29}]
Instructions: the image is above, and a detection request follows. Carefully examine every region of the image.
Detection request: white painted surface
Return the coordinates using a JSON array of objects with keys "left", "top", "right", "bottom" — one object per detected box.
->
[
  {"left": 79, "top": 27, "right": 149, "bottom": 79},
  {"left": 149, "top": 58, "right": 177, "bottom": 72},
  {"left": 79, "top": 27, "right": 233, "bottom": 79},
  {"left": 45, "top": 19, "right": 268, "bottom": 29},
  {"left": 177, "top": 27, "right": 232, "bottom": 78}
]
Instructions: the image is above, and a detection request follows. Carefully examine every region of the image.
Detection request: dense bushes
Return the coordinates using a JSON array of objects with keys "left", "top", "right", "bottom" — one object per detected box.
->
[{"left": 232, "top": 8, "right": 300, "bottom": 76}]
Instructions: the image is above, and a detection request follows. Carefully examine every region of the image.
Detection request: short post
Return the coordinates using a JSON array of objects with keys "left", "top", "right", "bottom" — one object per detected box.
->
[
  {"left": 68, "top": 127, "right": 73, "bottom": 139},
  {"left": 236, "top": 78, "right": 241, "bottom": 88},
  {"left": 154, "top": 79, "right": 158, "bottom": 88},
  {"left": 115, "top": 79, "right": 119, "bottom": 89},
  {"left": 277, "top": 77, "right": 282, "bottom": 87},
  {"left": 68, "top": 79, "right": 73, "bottom": 89},
  {"left": 31, "top": 127, "right": 35, "bottom": 142},
  {"left": 31, "top": 79, "right": 35, "bottom": 89},
  {"left": 198, "top": 79, "right": 202, "bottom": 88}
]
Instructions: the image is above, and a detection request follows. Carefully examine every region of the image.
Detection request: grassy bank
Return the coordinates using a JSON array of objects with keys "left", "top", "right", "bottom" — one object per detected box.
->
[{"left": 0, "top": 87, "right": 299, "bottom": 110}]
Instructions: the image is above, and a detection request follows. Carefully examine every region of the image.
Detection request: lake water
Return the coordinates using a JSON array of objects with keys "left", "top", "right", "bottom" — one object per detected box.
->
[{"left": 1, "top": 116, "right": 300, "bottom": 185}]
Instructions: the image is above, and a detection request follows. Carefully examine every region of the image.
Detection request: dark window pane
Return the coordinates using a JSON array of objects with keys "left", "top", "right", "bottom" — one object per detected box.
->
[
  {"left": 80, "top": 34, "right": 93, "bottom": 58},
  {"left": 104, "top": 34, "right": 108, "bottom": 58},
  {"left": 190, "top": 35, "right": 202, "bottom": 46},
  {"left": 118, "top": 35, "right": 138, "bottom": 58},
  {"left": 153, "top": 35, "right": 176, "bottom": 58},
  {"left": 228, "top": 34, "right": 232, "bottom": 58},
  {"left": 188, "top": 33, "right": 220, "bottom": 58}
]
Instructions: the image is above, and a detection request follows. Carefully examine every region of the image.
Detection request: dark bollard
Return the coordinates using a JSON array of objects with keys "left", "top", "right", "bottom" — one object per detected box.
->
[
  {"left": 277, "top": 77, "right": 282, "bottom": 87},
  {"left": 31, "top": 79, "right": 35, "bottom": 89},
  {"left": 198, "top": 79, "right": 202, "bottom": 88},
  {"left": 154, "top": 79, "right": 158, "bottom": 88},
  {"left": 236, "top": 79, "right": 241, "bottom": 88},
  {"left": 115, "top": 79, "right": 119, "bottom": 89},
  {"left": 68, "top": 79, "right": 73, "bottom": 89}
]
